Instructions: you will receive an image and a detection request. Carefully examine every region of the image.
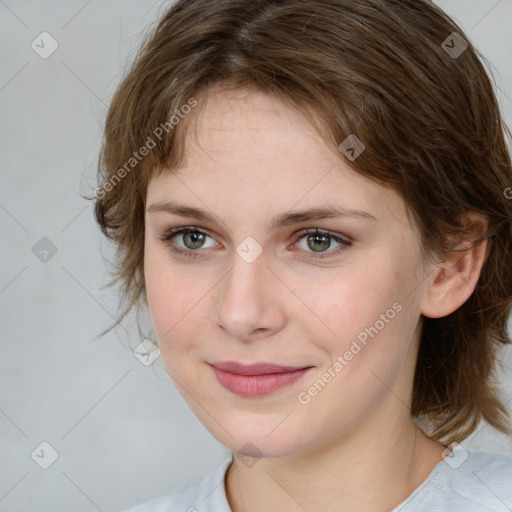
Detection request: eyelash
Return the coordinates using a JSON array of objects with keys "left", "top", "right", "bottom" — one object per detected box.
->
[{"left": 159, "top": 226, "right": 352, "bottom": 260}]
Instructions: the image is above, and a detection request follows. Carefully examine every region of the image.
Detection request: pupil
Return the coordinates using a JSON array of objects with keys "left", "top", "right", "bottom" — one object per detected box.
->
[
  {"left": 308, "top": 233, "right": 330, "bottom": 252},
  {"left": 185, "top": 231, "right": 205, "bottom": 249}
]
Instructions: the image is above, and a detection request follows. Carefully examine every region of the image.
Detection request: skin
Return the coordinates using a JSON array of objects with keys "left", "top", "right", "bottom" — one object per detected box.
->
[{"left": 143, "top": 88, "right": 488, "bottom": 511}]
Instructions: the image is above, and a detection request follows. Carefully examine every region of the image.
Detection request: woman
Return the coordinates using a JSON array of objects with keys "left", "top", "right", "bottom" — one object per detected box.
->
[{"left": 91, "top": 0, "right": 512, "bottom": 510}]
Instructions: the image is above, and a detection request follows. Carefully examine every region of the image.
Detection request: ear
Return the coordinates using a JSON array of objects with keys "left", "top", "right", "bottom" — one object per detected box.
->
[{"left": 420, "top": 213, "right": 489, "bottom": 319}]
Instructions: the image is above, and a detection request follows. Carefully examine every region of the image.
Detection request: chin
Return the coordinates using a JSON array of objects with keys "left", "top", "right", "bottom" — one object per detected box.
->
[{"left": 205, "top": 416, "right": 309, "bottom": 459}]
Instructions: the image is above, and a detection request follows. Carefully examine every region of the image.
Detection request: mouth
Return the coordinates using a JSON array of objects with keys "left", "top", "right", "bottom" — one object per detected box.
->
[{"left": 208, "top": 361, "right": 315, "bottom": 397}]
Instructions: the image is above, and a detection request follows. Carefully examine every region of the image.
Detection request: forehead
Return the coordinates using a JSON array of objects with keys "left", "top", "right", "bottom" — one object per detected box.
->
[
  {"left": 184, "top": 88, "right": 330, "bottom": 160},
  {"left": 147, "top": 89, "right": 408, "bottom": 230}
]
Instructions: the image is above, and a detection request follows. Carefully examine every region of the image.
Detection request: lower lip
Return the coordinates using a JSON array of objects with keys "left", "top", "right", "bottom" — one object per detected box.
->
[{"left": 211, "top": 366, "right": 313, "bottom": 397}]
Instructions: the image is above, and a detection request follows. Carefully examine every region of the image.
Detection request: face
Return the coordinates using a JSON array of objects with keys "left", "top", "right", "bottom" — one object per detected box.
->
[{"left": 144, "top": 88, "right": 430, "bottom": 458}]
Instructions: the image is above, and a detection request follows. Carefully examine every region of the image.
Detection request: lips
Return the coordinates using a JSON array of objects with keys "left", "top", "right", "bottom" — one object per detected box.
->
[
  {"left": 209, "top": 361, "right": 314, "bottom": 396},
  {"left": 210, "top": 361, "right": 312, "bottom": 375}
]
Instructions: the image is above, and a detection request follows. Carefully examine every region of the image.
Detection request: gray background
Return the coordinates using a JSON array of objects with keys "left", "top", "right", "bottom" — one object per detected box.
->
[{"left": 0, "top": 1, "right": 511, "bottom": 511}]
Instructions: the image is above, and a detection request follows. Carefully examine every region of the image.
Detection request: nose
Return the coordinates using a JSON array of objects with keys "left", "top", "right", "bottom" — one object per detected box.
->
[{"left": 211, "top": 249, "right": 287, "bottom": 343}]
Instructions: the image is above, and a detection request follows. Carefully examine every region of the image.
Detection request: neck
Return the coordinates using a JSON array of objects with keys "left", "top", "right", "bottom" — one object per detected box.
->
[{"left": 225, "top": 403, "right": 446, "bottom": 512}]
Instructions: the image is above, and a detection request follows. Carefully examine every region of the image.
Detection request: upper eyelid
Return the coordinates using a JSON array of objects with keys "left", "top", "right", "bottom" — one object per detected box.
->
[{"left": 163, "top": 226, "right": 219, "bottom": 242}]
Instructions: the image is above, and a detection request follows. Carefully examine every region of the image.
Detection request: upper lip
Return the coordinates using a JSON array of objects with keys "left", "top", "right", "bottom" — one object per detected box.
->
[{"left": 209, "top": 361, "right": 313, "bottom": 375}]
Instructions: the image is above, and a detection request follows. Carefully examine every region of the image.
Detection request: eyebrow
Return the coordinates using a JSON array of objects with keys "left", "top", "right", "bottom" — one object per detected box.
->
[{"left": 146, "top": 200, "right": 377, "bottom": 229}]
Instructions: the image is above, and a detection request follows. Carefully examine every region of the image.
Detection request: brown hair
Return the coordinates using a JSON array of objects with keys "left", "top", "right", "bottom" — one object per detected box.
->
[{"left": 87, "top": 0, "right": 512, "bottom": 444}]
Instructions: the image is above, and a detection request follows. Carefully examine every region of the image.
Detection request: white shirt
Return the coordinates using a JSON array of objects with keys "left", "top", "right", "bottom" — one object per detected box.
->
[{"left": 123, "top": 449, "right": 512, "bottom": 511}]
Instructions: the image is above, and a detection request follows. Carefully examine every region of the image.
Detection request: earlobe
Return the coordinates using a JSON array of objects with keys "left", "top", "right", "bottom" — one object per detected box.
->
[{"left": 420, "top": 216, "right": 489, "bottom": 319}]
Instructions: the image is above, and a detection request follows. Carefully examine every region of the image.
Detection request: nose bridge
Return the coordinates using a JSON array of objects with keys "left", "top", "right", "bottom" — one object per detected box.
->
[
  {"left": 220, "top": 250, "right": 268, "bottom": 312},
  {"left": 222, "top": 234, "right": 268, "bottom": 300},
  {"left": 212, "top": 246, "right": 282, "bottom": 338}
]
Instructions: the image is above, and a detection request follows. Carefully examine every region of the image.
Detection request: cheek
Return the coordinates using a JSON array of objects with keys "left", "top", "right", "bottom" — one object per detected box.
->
[
  {"left": 306, "top": 250, "right": 419, "bottom": 370},
  {"left": 143, "top": 246, "right": 223, "bottom": 385},
  {"left": 293, "top": 262, "right": 399, "bottom": 341},
  {"left": 144, "top": 246, "right": 197, "bottom": 350}
]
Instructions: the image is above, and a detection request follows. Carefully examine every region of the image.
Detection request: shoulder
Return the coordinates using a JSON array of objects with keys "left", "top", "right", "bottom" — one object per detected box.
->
[
  {"left": 122, "top": 455, "right": 233, "bottom": 512},
  {"left": 397, "top": 448, "right": 512, "bottom": 512}
]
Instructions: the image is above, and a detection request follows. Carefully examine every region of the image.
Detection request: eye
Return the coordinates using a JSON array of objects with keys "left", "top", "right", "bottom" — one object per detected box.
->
[
  {"left": 159, "top": 226, "right": 352, "bottom": 260},
  {"left": 160, "top": 227, "right": 218, "bottom": 258},
  {"left": 293, "top": 228, "right": 352, "bottom": 259}
]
